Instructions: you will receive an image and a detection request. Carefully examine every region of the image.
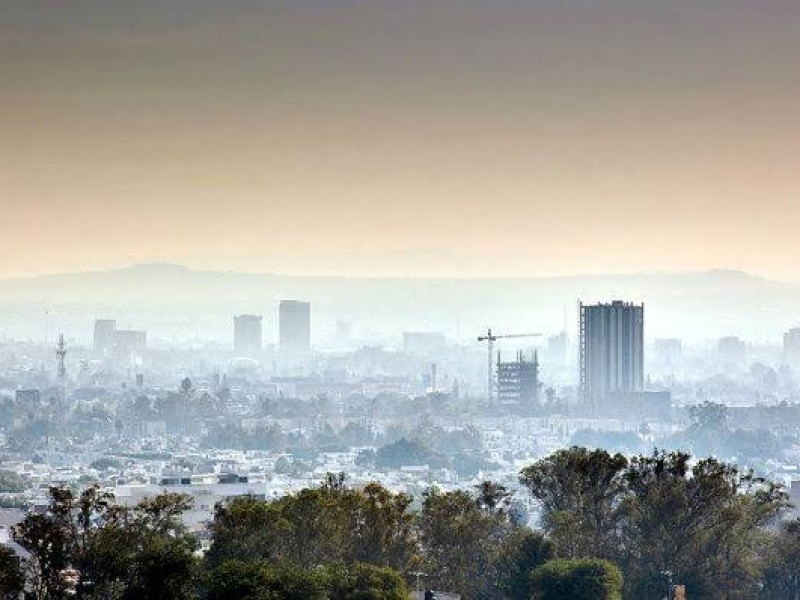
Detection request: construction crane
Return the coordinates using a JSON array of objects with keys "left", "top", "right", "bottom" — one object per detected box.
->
[{"left": 477, "top": 328, "right": 541, "bottom": 403}]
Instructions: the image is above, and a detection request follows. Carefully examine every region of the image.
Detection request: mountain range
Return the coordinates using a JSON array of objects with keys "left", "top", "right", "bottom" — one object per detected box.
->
[{"left": 0, "top": 264, "right": 797, "bottom": 344}]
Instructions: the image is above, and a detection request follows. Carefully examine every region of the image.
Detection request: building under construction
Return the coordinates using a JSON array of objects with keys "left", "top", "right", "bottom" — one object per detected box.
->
[{"left": 496, "top": 350, "right": 539, "bottom": 410}]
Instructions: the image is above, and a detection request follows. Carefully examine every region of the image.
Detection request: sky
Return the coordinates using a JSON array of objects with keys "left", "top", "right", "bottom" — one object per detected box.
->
[{"left": 1, "top": 0, "right": 799, "bottom": 279}]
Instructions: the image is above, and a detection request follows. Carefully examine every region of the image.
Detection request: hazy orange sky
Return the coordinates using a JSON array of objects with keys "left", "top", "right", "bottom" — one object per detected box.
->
[{"left": 1, "top": 0, "right": 799, "bottom": 278}]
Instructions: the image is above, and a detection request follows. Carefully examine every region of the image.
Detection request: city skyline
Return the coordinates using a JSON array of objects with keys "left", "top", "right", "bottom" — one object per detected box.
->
[{"left": 2, "top": 0, "right": 799, "bottom": 278}]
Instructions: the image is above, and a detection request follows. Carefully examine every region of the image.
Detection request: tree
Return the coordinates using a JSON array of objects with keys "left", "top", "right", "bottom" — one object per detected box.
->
[
  {"left": 518, "top": 447, "right": 789, "bottom": 599},
  {"left": 494, "top": 528, "right": 554, "bottom": 600},
  {"left": 207, "top": 560, "right": 328, "bottom": 600},
  {"left": 761, "top": 518, "right": 800, "bottom": 599},
  {"left": 352, "top": 483, "right": 416, "bottom": 573},
  {"left": 179, "top": 377, "right": 193, "bottom": 396},
  {"left": 325, "top": 562, "right": 409, "bottom": 600},
  {"left": 11, "top": 486, "right": 111, "bottom": 599},
  {"left": 0, "top": 545, "right": 24, "bottom": 600},
  {"left": 688, "top": 401, "right": 730, "bottom": 432},
  {"left": 12, "top": 486, "right": 198, "bottom": 600},
  {"left": 530, "top": 558, "right": 623, "bottom": 600},
  {"left": 206, "top": 496, "right": 288, "bottom": 568},
  {"left": 474, "top": 481, "right": 511, "bottom": 515},
  {"left": 519, "top": 447, "right": 627, "bottom": 559},
  {"left": 619, "top": 450, "right": 788, "bottom": 598},
  {"left": 0, "top": 469, "right": 26, "bottom": 493},
  {"left": 207, "top": 561, "right": 407, "bottom": 600},
  {"left": 417, "top": 488, "right": 504, "bottom": 599},
  {"left": 207, "top": 477, "right": 416, "bottom": 577}
]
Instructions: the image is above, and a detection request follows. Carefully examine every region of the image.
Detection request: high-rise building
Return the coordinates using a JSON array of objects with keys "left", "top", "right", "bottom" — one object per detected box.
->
[
  {"left": 784, "top": 328, "right": 800, "bottom": 367},
  {"left": 497, "top": 350, "right": 540, "bottom": 410},
  {"left": 579, "top": 300, "right": 644, "bottom": 407},
  {"left": 335, "top": 320, "right": 352, "bottom": 342},
  {"left": 234, "top": 315, "right": 263, "bottom": 357},
  {"left": 547, "top": 331, "right": 569, "bottom": 365},
  {"left": 93, "top": 319, "right": 117, "bottom": 353},
  {"left": 718, "top": 336, "right": 746, "bottom": 367},
  {"left": 279, "top": 300, "right": 311, "bottom": 355}
]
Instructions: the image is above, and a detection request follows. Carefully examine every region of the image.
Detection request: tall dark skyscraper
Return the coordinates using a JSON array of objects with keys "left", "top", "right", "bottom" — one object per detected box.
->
[
  {"left": 234, "top": 315, "right": 263, "bottom": 357},
  {"left": 579, "top": 300, "right": 644, "bottom": 407},
  {"left": 279, "top": 301, "right": 311, "bottom": 355}
]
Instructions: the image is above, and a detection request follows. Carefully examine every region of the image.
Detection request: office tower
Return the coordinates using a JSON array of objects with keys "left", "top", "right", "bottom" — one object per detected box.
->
[
  {"left": 93, "top": 319, "right": 117, "bottom": 353},
  {"left": 234, "top": 314, "right": 263, "bottom": 356},
  {"left": 579, "top": 300, "right": 644, "bottom": 407},
  {"left": 279, "top": 300, "right": 311, "bottom": 355},
  {"left": 547, "top": 331, "right": 569, "bottom": 365},
  {"left": 784, "top": 328, "right": 800, "bottom": 367},
  {"left": 335, "top": 320, "right": 351, "bottom": 342}
]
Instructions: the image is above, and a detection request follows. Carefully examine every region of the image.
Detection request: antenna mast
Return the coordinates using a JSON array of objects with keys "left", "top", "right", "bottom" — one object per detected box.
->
[{"left": 56, "top": 333, "right": 67, "bottom": 413}]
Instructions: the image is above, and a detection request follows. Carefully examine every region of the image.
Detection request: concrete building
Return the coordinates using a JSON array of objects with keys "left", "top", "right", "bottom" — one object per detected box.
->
[
  {"left": 279, "top": 300, "right": 311, "bottom": 355},
  {"left": 234, "top": 315, "right": 263, "bottom": 357},
  {"left": 496, "top": 350, "right": 539, "bottom": 410},
  {"left": 335, "top": 320, "right": 351, "bottom": 343},
  {"left": 579, "top": 300, "right": 644, "bottom": 408},
  {"left": 547, "top": 331, "right": 569, "bottom": 365},
  {"left": 784, "top": 328, "right": 800, "bottom": 367},
  {"left": 15, "top": 389, "right": 40, "bottom": 403},
  {"left": 718, "top": 336, "right": 746, "bottom": 368},
  {"left": 93, "top": 319, "right": 117, "bottom": 353}
]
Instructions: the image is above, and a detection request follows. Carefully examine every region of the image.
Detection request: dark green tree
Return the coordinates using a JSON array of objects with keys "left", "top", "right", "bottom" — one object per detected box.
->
[
  {"left": 474, "top": 481, "right": 511, "bottom": 515},
  {"left": 619, "top": 450, "right": 787, "bottom": 598},
  {"left": 417, "top": 488, "right": 504, "bottom": 599},
  {"left": 530, "top": 558, "right": 623, "bottom": 600},
  {"left": 519, "top": 447, "right": 627, "bottom": 559},
  {"left": 207, "top": 560, "right": 328, "bottom": 600},
  {"left": 325, "top": 562, "right": 409, "bottom": 600},
  {"left": 0, "top": 469, "right": 26, "bottom": 493},
  {"left": 0, "top": 545, "right": 24, "bottom": 600},
  {"left": 688, "top": 401, "right": 730, "bottom": 432},
  {"left": 761, "top": 518, "right": 800, "bottom": 599},
  {"left": 12, "top": 486, "right": 197, "bottom": 600},
  {"left": 494, "top": 528, "right": 554, "bottom": 600}
]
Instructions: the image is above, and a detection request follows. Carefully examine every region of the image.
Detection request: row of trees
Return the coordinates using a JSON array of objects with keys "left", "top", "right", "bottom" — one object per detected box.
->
[
  {"left": 3, "top": 448, "right": 800, "bottom": 599},
  {"left": 520, "top": 447, "right": 794, "bottom": 598},
  {"left": 3, "top": 487, "right": 198, "bottom": 599}
]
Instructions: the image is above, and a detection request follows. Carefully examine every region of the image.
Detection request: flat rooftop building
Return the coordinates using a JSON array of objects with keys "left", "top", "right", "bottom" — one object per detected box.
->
[
  {"left": 579, "top": 300, "right": 644, "bottom": 409},
  {"left": 93, "top": 319, "right": 117, "bottom": 353},
  {"left": 279, "top": 300, "right": 311, "bottom": 355},
  {"left": 234, "top": 315, "right": 263, "bottom": 357}
]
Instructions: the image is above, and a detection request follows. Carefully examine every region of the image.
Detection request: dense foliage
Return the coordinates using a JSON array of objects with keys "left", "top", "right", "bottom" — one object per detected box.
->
[
  {"left": 530, "top": 558, "right": 623, "bottom": 600},
  {"left": 2, "top": 447, "right": 798, "bottom": 599},
  {"left": 520, "top": 447, "right": 789, "bottom": 599}
]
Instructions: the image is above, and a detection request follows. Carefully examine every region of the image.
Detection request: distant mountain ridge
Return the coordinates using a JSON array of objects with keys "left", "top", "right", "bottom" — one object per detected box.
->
[{"left": 0, "top": 264, "right": 797, "bottom": 342}]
